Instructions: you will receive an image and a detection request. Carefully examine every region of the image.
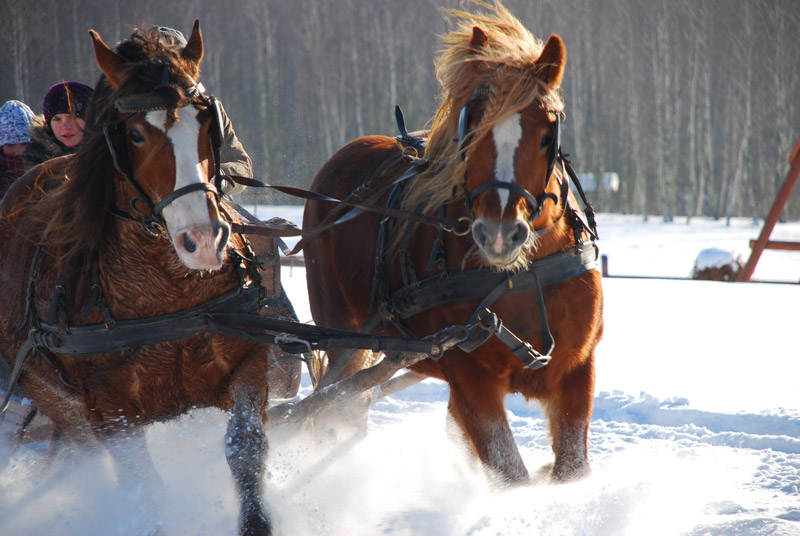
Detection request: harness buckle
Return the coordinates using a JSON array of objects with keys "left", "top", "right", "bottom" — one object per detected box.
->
[
  {"left": 274, "top": 334, "right": 313, "bottom": 354},
  {"left": 427, "top": 324, "right": 469, "bottom": 359},
  {"left": 141, "top": 217, "right": 167, "bottom": 238},
  {"left": 457, "top": 308, "right": 498, "bottom": 353}
]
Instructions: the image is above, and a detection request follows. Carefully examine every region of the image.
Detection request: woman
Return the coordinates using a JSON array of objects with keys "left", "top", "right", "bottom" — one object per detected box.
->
[
  {"left": 0, "top": 99, "right": 35, "bottom": 198},
  {"left": 22, "top": 81, "right": 93, "bottom": 171}
]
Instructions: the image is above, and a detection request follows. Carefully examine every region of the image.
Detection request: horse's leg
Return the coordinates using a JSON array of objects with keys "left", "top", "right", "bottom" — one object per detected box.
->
[
  {"left": 266, "top": 286, "right": 302, "bottom": 400},
  {"left": 445, "top": 356, "right": 529, "bottom": 484},
  {"left": 544, "top": 354, "right": 595, "bottom": 482},
  {"left": 226, "top": 354, "right": 272, "bottom": 536},
  {"left": 103, "top": 425, "right": 164, "bottom": 488},
  {"left": 13, "top": 406, "right": 37, "bottom": 440},
  {"left": 102, "top": 425, "right": 165, "bottom": 536},
  {"left": 250, "top": 234, "right": 301, "bottom": 400}
]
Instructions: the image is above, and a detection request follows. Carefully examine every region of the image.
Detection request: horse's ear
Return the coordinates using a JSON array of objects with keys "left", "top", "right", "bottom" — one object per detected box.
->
[
  {"left": 469, "top": 26, "right": 489, "bottom": 51},
  {"left": 181, "top": 20, "right": 204, "bottom": 63},
  {"left": 90, "top": 29, "right": 123, "bottom": 89},
  {"left": 536, "top": 34, "right": 566, "bottom": 89}
]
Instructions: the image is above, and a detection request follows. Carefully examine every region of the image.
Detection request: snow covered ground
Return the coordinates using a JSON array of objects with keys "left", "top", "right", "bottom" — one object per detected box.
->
[{"left": 2, "top": 209, "right": 800, "bottom": 535}]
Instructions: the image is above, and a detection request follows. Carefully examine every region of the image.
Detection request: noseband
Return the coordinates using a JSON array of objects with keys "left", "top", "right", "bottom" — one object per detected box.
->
[
  {"left": 103, "top": 80, "right": 223, "bottom": 237},
  {"left": 458, "top": 85, "right": 561, "bottom": 224}
]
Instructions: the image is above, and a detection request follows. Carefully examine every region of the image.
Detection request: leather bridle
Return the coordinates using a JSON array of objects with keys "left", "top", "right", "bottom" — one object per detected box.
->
[
  {"left": 103, "top": 80, "right": 224, "bottom": 238},
  {"left": 457, "top": 85, "right": 562, "bottom": 225}
]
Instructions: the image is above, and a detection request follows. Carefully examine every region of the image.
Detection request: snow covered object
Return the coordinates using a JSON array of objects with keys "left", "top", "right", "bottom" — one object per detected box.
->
[{"left": 691, "top": 247, "right": 743, "bottom": 281}]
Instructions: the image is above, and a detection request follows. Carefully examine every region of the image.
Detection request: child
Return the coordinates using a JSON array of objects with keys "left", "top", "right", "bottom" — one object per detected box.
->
[
  {"left": 22, "top": 81, "right": 93, "bottom": 171},
  {"left": 0, "top": 99, "right": 35, "bottom": 198}
]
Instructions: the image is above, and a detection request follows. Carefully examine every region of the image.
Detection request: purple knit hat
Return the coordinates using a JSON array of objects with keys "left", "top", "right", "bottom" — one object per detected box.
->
[
  {"left": 0, "top": 100, "right": 35, "bottom": 146},
  {"left": 42, "top": 82, "right": 94, "bottom": 126}
]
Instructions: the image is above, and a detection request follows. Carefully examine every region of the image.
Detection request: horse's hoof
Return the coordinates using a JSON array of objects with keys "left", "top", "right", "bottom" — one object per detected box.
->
[
  {"left": 532, "top": 460, "right": 591, "bottom": 484},
  {"left": 552, "top": 461, "right": 591, "bottom": 483},
  {"left": 531, "top": 462, "right": 554, "bottom": 484}
]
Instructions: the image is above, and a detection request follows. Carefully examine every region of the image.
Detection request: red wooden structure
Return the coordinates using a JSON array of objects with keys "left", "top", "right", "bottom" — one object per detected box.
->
[{"left": 737, "top": 135, "right": 800, "bottom": 282}]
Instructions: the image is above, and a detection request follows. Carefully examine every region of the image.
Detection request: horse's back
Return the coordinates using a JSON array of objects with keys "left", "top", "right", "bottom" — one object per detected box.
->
[
  {"left": 307, "top": 135, "right": 404, "bottom": 201},
  {"left": 304, "top": 135, "right": 405, "bottom": 331}
]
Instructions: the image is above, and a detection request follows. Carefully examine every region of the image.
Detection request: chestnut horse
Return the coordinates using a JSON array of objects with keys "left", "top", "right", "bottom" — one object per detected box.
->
[
  {"left": 0, "top": 23, "right": 279, "bottom": 535},
  {"left": 304, "top": 3, "right": 603, "bottom": 484}
]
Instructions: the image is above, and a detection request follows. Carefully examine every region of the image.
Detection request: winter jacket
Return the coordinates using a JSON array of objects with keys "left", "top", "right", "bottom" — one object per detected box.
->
[
  {"left": 22, "top": 115, "right": 75, "bottom": 171},
  {"left": 216, "top": 101, "right": 253, "bottom": 195},
  {"left": 0, "top": 151, "right": 25, "bottom": 199}
]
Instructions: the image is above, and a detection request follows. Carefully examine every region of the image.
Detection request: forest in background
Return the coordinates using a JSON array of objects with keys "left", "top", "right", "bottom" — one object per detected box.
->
[{"left": 2, "top": 0, "right": 799, "bottom": 220}]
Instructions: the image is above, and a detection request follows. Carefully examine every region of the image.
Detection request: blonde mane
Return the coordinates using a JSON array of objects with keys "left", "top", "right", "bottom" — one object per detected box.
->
[{"left": 400, "top": 1, "right": 564, "bottom": 215}]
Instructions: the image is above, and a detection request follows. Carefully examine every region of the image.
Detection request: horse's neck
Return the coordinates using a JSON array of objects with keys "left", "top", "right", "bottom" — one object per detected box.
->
[
  {"left": 96, "top": 221, "right": 240, "bottom": 320},
  {"left": 531, "top": 212, "right": 574, "bottom": 259}
]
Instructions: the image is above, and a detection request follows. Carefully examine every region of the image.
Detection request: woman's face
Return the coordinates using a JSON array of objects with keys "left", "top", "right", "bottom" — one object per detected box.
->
[
  {"left": 50, "top": 113, "right": 85, "bottom": 147},
  {"left": 1, "top": 143, "right": 28, "bottom": 157}
]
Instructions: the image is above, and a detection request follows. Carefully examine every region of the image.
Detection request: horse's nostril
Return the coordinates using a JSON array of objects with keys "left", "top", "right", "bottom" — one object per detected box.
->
[
  {"left": 215, "top": 222, "right": 231, "bottom": 255},
  {"left": 472, "top": 221, "right": 487, "bottom": 246},
  {"left": 182, "top": 232, "right": 197, "bottom": 253},
  {"left": 510, "top": 222, "right": 528, "bottom": 246}
]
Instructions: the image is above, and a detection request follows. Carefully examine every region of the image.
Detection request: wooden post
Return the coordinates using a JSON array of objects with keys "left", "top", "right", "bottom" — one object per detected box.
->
[{"left": 737, "top": 135, "right": 800, "bottom": 282}]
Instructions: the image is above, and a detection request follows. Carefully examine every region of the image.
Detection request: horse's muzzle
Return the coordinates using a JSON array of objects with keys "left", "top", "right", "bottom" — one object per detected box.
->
[
  {"left": 471, "top": 217, "right": 530, "bottom": 267},
  {"left": 174, "top": 220, "right": 231, "bottom": 270}
]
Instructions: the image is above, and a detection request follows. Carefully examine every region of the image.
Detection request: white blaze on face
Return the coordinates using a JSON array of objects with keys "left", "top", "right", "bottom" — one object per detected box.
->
[
  {"left": 145, "top": 107, "right": 226, "bottom": 271},
  {"left": 146, "top": 107, "right": 208, "bottom": 232},
  {"left": 492, "top": 113, "right": 522, "bottom": 211}
]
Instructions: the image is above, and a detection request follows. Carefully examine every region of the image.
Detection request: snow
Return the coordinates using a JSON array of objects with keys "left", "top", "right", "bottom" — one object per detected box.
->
[{"left": 2, "top": 209, "right": 800, "bottom": 535}]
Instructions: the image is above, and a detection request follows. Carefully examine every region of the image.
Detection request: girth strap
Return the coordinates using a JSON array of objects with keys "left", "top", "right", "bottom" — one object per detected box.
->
[
  {"left": 33, "top": 285, "right": 264, "bottom": 356},
  {"left": 380, "top": 242, "right": 598, "bottom": 323},
  {"left": 10, "top": 284, "right": 457, "bottom": 383},
  {"left": 374, "top": 242, "right": 598, "bottom": 368}
]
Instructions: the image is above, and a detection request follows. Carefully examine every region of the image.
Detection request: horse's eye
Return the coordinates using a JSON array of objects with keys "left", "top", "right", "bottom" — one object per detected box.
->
[
  {"left": 128, "top": 128, "right": 145, "bottom": 145},
  {"left": 540, "top": 134, "right": 553, "bottom": 150}
]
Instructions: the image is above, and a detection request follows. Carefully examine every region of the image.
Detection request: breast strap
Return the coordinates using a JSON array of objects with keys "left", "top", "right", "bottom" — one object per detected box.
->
[{"left": 378, "top": 242, "right": 599, "bottom": 324}]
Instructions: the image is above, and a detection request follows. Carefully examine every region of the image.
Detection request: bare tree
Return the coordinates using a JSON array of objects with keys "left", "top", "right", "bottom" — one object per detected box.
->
[{"left": 3, "top": 0, "right": 799, "bottom": 218}]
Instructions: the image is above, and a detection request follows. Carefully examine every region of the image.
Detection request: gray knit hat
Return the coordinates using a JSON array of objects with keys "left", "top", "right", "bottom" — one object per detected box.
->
[
  {"left": 158, "top": 26, "right": 187, "bottom": 46},
  {"left": 0, "top": 100, "right": 35, "bottom": 146}
]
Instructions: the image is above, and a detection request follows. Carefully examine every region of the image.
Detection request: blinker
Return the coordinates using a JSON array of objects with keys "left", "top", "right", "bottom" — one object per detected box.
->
[
  {"left": 460, "top": 89, "right": 562, "bottom": 223},
  {"left": 103, "top": 80, "right": 223, "bottom": 236},
  {"left": 457, "top": 85, "right": 491, "bottom": 155}
]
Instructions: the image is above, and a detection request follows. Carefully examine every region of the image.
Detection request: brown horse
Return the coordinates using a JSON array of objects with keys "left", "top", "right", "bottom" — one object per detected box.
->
[
  {"left": 0, "top": 23, "right": 281, "bottom": 535},
  {"left": 304, "top": 2, "right": 603, "bottom": 484}
]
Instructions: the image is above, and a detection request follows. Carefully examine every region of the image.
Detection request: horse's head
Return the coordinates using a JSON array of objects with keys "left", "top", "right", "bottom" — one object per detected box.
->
[
  {"left": 89, "top": 22, "right": 229, "bottom": 271},
  {"left": 459, "top": 28, "right": 567, "bottom": 270}
]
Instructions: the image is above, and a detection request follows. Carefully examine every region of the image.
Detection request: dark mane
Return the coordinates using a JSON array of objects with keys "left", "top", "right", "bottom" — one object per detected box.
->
[{"left": 33, "top": 27, "right": 203, "bottom": 282}]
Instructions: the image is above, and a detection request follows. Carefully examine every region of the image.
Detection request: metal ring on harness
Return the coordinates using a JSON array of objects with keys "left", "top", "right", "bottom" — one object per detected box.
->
[{"left": 444, "top": 216, "right": 473, "bottom": 236}]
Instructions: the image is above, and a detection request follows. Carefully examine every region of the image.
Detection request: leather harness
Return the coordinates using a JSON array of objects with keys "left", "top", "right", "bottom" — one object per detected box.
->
[
  {"left": 364, "top": 102, "right": 599, "bottom": 367},
  {"left": 1, "top": 87, "right": 600, "bottom": 414}
]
